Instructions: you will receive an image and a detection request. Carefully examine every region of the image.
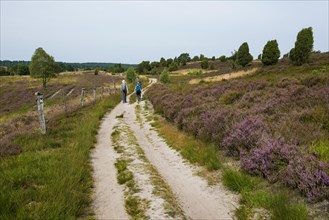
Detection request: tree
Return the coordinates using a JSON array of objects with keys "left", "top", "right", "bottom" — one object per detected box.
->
[
  {"left": 126, "top": 67, "right": 137, "bottom": 83},
  {"left": 160, "top": 69, "right": 170, "bottom": 83},
  {"left": 111, "top": 63, "right": 124, "bottom": 73},
  {"left": 166, "top": 58, "right": 173, "bottom": 67},
  {"left": 0, "top": 67, "right": 9, "bottom": 76},
  {"left": 136, "top": 61, "right": 151, "bottom": 74},
  {"left": 177, "top": 53, "right": 191, "bottom": 66},
  {"left": 29, "top": 47, "right": 59, "bottom": 87},
  {"left": 219, "top": 55, "right": 226, "bottom": 62},
  {"left": 290, "top": 27, "right": 314, "bottom": 65},
  {"left": 261, "top": 40, "right": 280, "bottom": 65},
  {"left": 237, "top": 42, "right": 253, "bottom": 67},
  {"left": 160, "top": 57, "right": 167, "bottom": 67},
  {"left": 192, "top": 56, "right": 199, "bottom": 61}
]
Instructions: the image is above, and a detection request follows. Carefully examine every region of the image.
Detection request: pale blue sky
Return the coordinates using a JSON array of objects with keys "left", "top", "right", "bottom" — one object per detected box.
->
[{"left": 1, "top": 0, "right": 328, "bottom": 64}]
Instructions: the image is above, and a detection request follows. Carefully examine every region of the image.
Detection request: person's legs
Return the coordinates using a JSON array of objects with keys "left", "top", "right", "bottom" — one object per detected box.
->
[{"left": 122, "top": 91, "right": 126, "bottom": 103}]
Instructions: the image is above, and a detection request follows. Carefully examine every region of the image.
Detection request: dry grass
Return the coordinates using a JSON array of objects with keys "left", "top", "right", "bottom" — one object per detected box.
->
[
  {"left": 171, "top": 68, "right": 214, "bottom": 76},
  {"left": 189, "top": 67, "right": 259, "bottom": 84}
]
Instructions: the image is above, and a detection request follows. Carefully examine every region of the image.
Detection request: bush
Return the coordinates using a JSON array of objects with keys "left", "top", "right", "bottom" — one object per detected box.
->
[
  {"left": 237, "top": 42, "right": 253, "bottom": 67},
  {"left": 168, "top": 62, "right": 178, "bottom": 72},
  {"left": 187, "top": 70, "right": 202, "bottom": 76},
  {"left": 261, "top": 40, "right": 280, "bottom": 65},
  {"left": 0, "top": 67, "right": 10, "bottom": 76},
  {"left": 219, "top": 55, "right": 227, "bottom": 62},
  {"left": 201, "top": 59, "right": 209, "bottom": 69},
  {"left": 222, "top": 116, "right": 268, "bottom": 156},
  {"left": 160, "top": 69, "right": 170, "bottom": 83},
  {"left": 241, "top": 136, "right": 329, "bottom": 202},
  {"left": 220, "top": 91, "right": 243, "bottom": 104},
  {"left": 290, "top": 27, "right": 314, "bottom": 65},
  {"left": 126, "top": 67, "right": 137, "bottom": 83}
]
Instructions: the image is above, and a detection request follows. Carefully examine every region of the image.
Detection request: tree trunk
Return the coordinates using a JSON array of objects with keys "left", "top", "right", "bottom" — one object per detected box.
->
[{"left": 43, "top": 77, "right": 47, "bottom": 88}]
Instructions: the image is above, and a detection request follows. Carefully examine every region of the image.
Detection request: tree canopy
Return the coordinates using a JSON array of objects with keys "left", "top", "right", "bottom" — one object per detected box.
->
[{"left": 29, "top": 47, "right": 59, "bottom": 87}]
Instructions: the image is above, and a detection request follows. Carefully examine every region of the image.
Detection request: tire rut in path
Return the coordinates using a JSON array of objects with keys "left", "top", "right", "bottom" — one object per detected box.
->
[
  {"left": 125, "top": 100, "right": 238, "bottom": 219},
  {"left": 92, "top": 84, "right": 238, "bottom": 219}
]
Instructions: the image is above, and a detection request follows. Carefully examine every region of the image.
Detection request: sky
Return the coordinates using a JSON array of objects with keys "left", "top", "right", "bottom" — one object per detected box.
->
[{"left": 0, "top": 1, "right": 328, "bottom": 64}]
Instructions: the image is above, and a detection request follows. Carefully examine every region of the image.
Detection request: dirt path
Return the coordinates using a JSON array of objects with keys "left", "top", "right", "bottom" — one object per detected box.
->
[{"left": 91, "top": 79, "right": 238, "bottom": 219}]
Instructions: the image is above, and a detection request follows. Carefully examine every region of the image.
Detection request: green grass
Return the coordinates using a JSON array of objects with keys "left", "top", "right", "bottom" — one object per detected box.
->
[
  {"left": 222, "top": 168, "right": 256, "bottom": 193},
  {"left": 0, "top": 103, "right": 35, "bottom": 124},
  {"left": 125, "top": 196, "right": 148, "bottom": 220},
  {"left": 222, "top": 168, "right": 308, "bottom": 220},
  {"left": 309, "top": 139, "right": 329, "bottom": 161},
  {"left": 154, "top": 119, "right": 221, "bottom": 171},
  {"left": 239, "top": 191, "right": 308, "bottom": 220},
  {"left": 0, "top": 94, "right": 121, "bottom": 219}
]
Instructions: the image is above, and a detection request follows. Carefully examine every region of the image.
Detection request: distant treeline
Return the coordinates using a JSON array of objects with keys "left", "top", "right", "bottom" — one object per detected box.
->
[{"left": 0, "top": 60, "right": 136, "bottom": 76}]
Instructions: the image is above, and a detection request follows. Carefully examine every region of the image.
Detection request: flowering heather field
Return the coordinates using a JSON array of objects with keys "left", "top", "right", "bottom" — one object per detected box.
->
[{"left": 146, "top": 56, "right": 329, "bottom": 202}]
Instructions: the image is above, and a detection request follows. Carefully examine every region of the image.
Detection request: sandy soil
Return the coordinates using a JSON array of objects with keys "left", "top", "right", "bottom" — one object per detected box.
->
[
  {"left": 189, "top": 67, "right": 259, "bottom": 84},
  {"left": 91, "top": 79, "right": 238, "bottom": 219}
]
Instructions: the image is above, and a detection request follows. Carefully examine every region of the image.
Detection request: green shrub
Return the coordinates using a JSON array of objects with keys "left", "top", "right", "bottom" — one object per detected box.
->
[
  {"left": 187, "top": 70, "right": 202, "bottom": 76},
  {"left": 126, "top": 67, "right": 137, "bottom": 83},
  {"left": 290, "top": 27, "right": 314, "bottom": 65},
  {"left": 237, "top": 42, "right": 253, "bottom": 67},
  {"left": 261, "top": 40, "right": 280, "bottom": 65},
  {"left": 168, "top": 62, "right": 178, "bottom": 72},
  {"left": 160, "top": 69, "right": 170, "bottom": 83},
  {"left": 221, "top": 91, "right": 243, "bottom": 104},
  {"left": 219, "top": 55, "right": 227, "bottom": 62},
  {"left": 201, "top": 59, "right": 209, "bottom": 69}
]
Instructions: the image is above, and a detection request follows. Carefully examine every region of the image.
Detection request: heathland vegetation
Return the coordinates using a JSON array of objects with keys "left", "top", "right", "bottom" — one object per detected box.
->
[{"left": 1, "top": 26, "right": 328, "bottom": 219}]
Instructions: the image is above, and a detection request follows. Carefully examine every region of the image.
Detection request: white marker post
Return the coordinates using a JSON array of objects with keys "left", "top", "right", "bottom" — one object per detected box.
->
[{"left": 35, "top": 92, "right": 46, "bottom": 135}]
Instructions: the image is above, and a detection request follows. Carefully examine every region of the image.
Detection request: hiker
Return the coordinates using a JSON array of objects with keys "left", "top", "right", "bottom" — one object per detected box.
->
[
  {"left": 135, "top": 81, "right": 142, "bottom": 102},
  {"left": 121, "top": 80, "right": 128, "bottom": 103}
]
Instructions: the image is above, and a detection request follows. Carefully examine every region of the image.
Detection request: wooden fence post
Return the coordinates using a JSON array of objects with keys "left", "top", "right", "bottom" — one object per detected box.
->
[
  {"left": 63, "top": 91, "right": 67, "bottom": 114},
  {"left": 93, "top": 88, "right": 96, "bottom": 102},
  {"left": 35, "top": 92, "right": 46, "bottom": 135},
  {"left": 80, "top": 88, "right": 86, "bottom": 107}
]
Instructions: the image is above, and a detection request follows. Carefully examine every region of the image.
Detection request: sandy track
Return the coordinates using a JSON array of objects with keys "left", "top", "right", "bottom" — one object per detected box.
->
[{"left": 91, "top": 80, "right": 237, "bottom": 219}]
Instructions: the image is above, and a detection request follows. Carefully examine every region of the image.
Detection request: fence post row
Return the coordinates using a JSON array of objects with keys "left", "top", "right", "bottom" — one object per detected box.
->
[{"left": 35, "top": 92, "right": 46, "bottom": 135}]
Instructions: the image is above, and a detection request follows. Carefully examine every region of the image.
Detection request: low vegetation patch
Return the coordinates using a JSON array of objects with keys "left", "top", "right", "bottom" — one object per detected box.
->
[
  {"left": 0, "top": 94, "right": 121, "bottom": 219},
  {"left": 146, "top": 57, "right": 329, "bottom": 202},
  {"left": 145, "top": 54, "right": 329, "bottom": 218}
]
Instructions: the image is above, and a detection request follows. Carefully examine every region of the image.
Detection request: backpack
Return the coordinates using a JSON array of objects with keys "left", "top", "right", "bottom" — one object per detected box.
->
[
  {"left": 136, "top": 84, "right": 141, "bottom": 93},
  {"left": 121, "top": 83, "right": 127, "bottom": 92}
]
